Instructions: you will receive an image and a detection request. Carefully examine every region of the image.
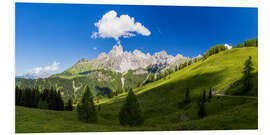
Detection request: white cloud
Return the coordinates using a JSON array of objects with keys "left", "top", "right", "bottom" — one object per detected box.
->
[
  {"left": 224, "top": 43, "right": 232, "bottom": 50},
  {"left": 44, "top": 61, "right": 60, "bottom": 71},
  {"left": 29, "top": 61, "right": 60, "bottom": 74},
  {"left": 93, "top": 46, "right": 97, "bottom": 50},
  {"left": 91, "top": 10, "right": 151, "bottom": 41}
]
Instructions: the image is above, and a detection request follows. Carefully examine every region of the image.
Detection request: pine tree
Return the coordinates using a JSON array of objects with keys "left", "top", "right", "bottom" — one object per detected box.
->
[
  {"left": 242, "top": 56, "right": 254, "bottom": 92},
  {"left": 184, "top": 88, "right": 191, "bottom": 104},
  {"left": 65, "top": 99, "right": 73, "bottom": 111},
  {"left": 119, "top": 89, "right": 144, "bottom": 126},
  {"left": 208, "top": 88, "right": 212, "bottom": 100},
  {"left": 98, "top": 105, "right": 101, "bottom": 112},
  {"left": 77, "top": 85, "right": 98, "bottom": 123},
  {"left": 56, "top": 90, "right": 64, "bottom": 111},
  {"left": 198, "top": 90, "right": 207, "bottom": 118},
  {"left": 38, "top": 99, "right": 48, "bottom": 109},
  {"left": 202, "top": 90, "right": 206, "bottom": 103}
]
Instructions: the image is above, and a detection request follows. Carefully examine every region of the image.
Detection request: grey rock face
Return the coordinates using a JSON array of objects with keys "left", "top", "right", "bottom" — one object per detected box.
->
[{"left": 83, "top": 43, "right": 188, "bottom": 73}]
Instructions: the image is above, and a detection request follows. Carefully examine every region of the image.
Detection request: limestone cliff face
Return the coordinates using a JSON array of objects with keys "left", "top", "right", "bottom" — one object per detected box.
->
[{"left": 75, "top": 43, "right": 188, "bottom": 73}]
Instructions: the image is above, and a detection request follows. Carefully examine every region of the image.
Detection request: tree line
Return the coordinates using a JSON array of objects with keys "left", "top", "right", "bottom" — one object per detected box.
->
[
  {"left": 15, "top": 87, "right": 73, "bottom": 111},
  {"left": 235, "top": 38, "right": 258, "bottom": 48}
]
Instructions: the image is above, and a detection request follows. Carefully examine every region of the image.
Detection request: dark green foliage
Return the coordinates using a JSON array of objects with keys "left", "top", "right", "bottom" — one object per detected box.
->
[
  {"left": 98, "top": 105, "right": 101, "bottom": 112},
  {"left": 237, "top": 43, "right": 245, "bottom": 48},
  {"left": 242, "top": 56, "right": 254, "bottom": 92},
  {"left": 119, "top": 89, "right": 144, "bottom": 126},
  {"left": 208, "top": 88, "right": 212, "bottom": 100},
  {"left": 178, "top": 88, "right": 191, "bottom": 109},
  {"left": 57, "top": 91, "right": 65, "bottom": 110},
  {"left": 77, "top": 86, "right": 98, "bottom": 123},
  {"left": 198, "top": 90, "right": 207, "bottom": 119},
  {"left": 38, "top": 99, "right": 48, "bottom": 109},
  {"left": 15, "top": 86, "right": 64, "bottom": 111},
  {"left": 244, "top": 38, "right": 258, "bottom": 47},
  {"left": 65, "top": 99, "right": 73, "bottom": 111},
  {"left": 15, "top": 86, "right": 23, "bottom": 106},
  {"left": 202, "top": 90, "right": 206, "bottom": 103},
  {"left": 107, "top": 90, "right": 114, "bottom": 98},
  {"left": 235, "top": 38, "right": 258, "bottom": 48},
  {"left": 184, "top": 88, "right": 191, "bottom": 104},
  {"left": 203, "top": 44, "right": 227, "bottom": 59}
]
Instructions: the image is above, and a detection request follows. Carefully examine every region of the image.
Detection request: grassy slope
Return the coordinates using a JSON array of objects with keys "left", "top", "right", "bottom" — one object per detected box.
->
[{"left": 16, "top": 47, "right": 258, "bottom": 132}]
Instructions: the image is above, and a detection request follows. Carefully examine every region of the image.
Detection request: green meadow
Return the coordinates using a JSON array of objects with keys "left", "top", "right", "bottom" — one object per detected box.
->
[{"left": 16, "top": 47, "right": 258, "bottom": 133}]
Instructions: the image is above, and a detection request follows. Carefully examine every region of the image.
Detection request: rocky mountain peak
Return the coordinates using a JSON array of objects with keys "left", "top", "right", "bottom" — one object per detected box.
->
[
  {"left": 76, "top": 58, "right": 88, "bottom": 64},
  {"left": 76, "top": 43, "right": 188, "bottom": 73},
  {"left": 109, "top": 43, "right": 123, "bottom": 56}
]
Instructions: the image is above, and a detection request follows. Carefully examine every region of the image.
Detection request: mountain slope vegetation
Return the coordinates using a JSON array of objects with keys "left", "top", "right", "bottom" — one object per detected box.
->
[{"left": 16, "top": 47, "right": 258, "bottom": 132}]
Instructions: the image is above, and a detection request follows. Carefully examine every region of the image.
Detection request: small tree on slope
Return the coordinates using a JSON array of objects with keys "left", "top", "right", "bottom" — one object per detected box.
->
[
  {"left": 242, "top": 56, "right": 254, "bottom": 93},
  {"left": 208, "top": 88, "right": 212, "bottom": 100},
  {"left": 198, "top": 90, "right": 206, "bottom": 119},
  {"left": 77, "top": 86, "right": 97, "bottom": 123},
  {"left": 65, "top": 99, "right": 73, "bottom": 111},
  {"left": 119, "top": 89, "right": 144, "bottom": 126},
  {"left": 184, "top": 88, "right": 191, "bottom": 104}
]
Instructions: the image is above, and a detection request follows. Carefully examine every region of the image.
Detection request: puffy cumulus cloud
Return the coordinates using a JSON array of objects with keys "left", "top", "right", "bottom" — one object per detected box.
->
[
  {"left": 224, "top": 44, "right": 232, "bottom": 50},
  {"left": 91, "top": 10, "right": 151, "bottom": 41},
  {"left": 29, "top": 61, "right": 60, "bottom": 74}
]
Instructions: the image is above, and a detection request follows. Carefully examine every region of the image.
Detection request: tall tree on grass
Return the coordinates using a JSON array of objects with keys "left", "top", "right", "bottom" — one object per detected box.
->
[
  {"left": 77, "top": 86, "right": 97, "bottom": 123},
  {"left": 198, "top": 90, "right": 206, "bottom": 118},
  {"left": 56, "top": 90, "right": 64, "bottom": 111},
  {"left": 65, "top": 99, "right": 73, "bottom": 111},
  {"left": 184, "top": 88, "right": 191, "bottom": 104},
  {"left": 242, "top": 56, "right": 254, "bottom": 92},
  {"left": 119, "top": 89, "right": 144, "bottom": 126},
  {"left": 208, "top": 88, "right": 212, "bottom": 100}
]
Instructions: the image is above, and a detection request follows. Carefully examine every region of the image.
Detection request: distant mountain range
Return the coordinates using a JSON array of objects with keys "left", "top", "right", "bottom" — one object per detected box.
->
[
  {"left": 65, "top": 43, "right": 193, "bottom": 76},
  {"left": 16, "top": 43, "right": 202, "bottom": 79},
  {"left": 16, "top": 72, "right": 51, "bottom": 79}
]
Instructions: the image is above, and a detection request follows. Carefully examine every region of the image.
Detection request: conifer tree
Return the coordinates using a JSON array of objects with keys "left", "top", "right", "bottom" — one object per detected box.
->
[
  {"left": 242, "top": 56, "right": 254, "bottom": 92},
  {"left": 198, "top": 90, "right": 207, "bottom": 118},
  {"left": 77, "top": 85, "right": 97, "bottom": 123},
  {"left": 119, "top": 89, "right": 144, "bottom": 126},
  {"left": 38, "top": 99, "right": 48, "bottom": 109},
  {"left": 184, "top": 88, "right": 191, "bottom": 104},
  {"left": 208, "top": 88, "right": 212, "bottom": 100},
  {"left": 65, "top": 99, "right": 73, "bottom": 111},
  {"left": 202, "top": 90, "right": 206, "bottom": 103},
  {"left": 56, "top": 90, "right": 64, "bottom": 111}
]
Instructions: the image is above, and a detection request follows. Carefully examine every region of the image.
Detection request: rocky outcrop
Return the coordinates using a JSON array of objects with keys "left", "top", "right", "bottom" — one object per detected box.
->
[{"left": 88, "top": 43, "right": 188, "bottom": 73}]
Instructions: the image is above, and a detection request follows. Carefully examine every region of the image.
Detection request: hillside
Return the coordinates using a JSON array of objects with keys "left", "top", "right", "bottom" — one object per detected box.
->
[
  {"left": 16, "top": 47, "right": 258, "bottom": 132},
  {"left": 16, "top": 43, "right": 191, "bottom": 102}
]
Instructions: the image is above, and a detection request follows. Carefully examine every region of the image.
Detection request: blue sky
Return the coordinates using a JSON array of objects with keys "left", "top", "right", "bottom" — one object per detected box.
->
[{"left": 15, "top": 3, "right": 258, "bottom": 75}]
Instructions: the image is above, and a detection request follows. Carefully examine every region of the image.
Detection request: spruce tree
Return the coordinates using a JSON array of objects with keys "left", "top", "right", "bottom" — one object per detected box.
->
[
  {"left": 56, "top": 90, "right": 64, "bottom": 111},
  {"left": 65, "top": 99, "right": 73, "bottom": 111},
  {"left": 198, "top": 90, "right": 207, "bottom": 118},
  {"left": 208, "top": 88, "right": 212, "bottom": 100},
  {"left": 38, "top": 99, "right": 48, "bottom": 109},
  {"left": 242, "top": 56, "right": 254, "bottom": 92},
  {"left": 184, "top": 88, "right": 191, "bottom": 104},
  {"left": 119, "top": 89, "right": 144, "bottom": 126},
  {"left": 77, "top": 86, "right": 97, "bottom": 123},
  {"left": 202, "top": 90, "right": 206, "bottom": 103}
]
